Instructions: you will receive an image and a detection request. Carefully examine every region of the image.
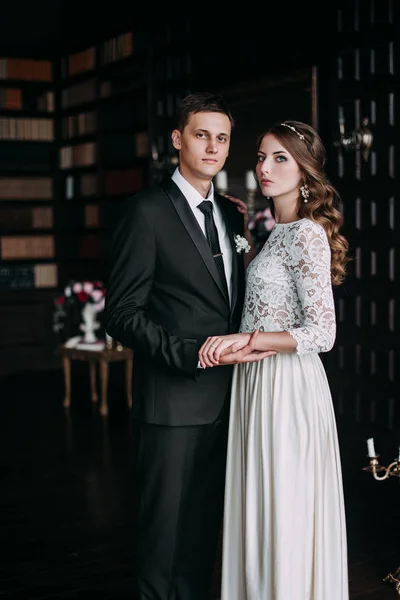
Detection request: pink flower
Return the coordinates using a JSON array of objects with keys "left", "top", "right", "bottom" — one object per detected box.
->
[
  {"left": 83, "top": 282, "right": 94, "bottom": 293},
  {"left": 91, "top": 289, "right": 103, "bottom": 302},
  {"left": 93, "top": 297, "right": 105, "bottom": 313},
  {"left": 73, "top": 282, "right": 83, "bottom": 293},
  {"left": 265, "top": 218, "right": 275, "bottom": 231}
]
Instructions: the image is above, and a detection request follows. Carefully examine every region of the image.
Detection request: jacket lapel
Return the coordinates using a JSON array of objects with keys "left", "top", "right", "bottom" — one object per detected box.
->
[{"left": 160, "top": 178, "right": 230, "bottom": 305}]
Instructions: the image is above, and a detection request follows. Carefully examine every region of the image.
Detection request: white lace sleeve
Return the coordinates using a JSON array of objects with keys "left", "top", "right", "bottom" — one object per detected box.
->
[{"left": 286, "top": 222, "right": 336, "bottom": 355}]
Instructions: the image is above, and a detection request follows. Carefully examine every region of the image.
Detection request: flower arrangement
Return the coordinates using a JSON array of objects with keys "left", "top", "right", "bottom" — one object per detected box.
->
[
  {"left": 248, "top": 207, "right": 275, "bottom": 253},
  {"left": 58, "top": 280, "right": 106, "bottom": 312},
  {"left": 53, "top": 280, "right": 106, "bottom": 339}
]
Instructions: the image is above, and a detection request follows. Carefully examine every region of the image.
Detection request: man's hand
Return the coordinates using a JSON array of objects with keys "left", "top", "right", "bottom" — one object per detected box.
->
[
  {"left": 199, "top": 330, "right": 277, "bottom": 368},
  {"left": 199, "top": 332, "right": 251, "bottom": 368}
]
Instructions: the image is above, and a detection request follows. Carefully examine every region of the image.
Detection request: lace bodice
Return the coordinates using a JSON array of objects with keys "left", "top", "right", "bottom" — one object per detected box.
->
[{"left": 240, "top": 218, "right": 336, "bottom": 355}]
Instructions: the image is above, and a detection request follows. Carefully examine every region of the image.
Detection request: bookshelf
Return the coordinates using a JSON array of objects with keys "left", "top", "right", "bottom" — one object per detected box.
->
[
  {"left": 0, "top": 19, "right": 194, "bottom": 375},
  {"left": 0, "top": 56, "right": 58, "bottom": 374},
  {"left": 148, "top": 17, "right": 193, "bottom": 183},
  {"left": 58, "top": 30, "right": 151, "bottom": 288}
]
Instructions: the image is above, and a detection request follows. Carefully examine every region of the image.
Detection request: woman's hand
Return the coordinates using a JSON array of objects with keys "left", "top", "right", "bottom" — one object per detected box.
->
[
  {"left": 223, "top": 194, "right": 249, "bottom": 229},
  {"left": 218, "top": 330, "right": 277, "bottom": 365},
  {"left": 199, "top": 332, "right": 251, "bottom": 368}
]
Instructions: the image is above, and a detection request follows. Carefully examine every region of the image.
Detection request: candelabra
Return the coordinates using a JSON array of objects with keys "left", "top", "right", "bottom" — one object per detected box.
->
[
  {"left": 214, "top": 169, "right": 258, "bottom": 218},
  {"left": 362, "top": 437, "right": 400, "bottom": 594},
  {"left": 335, "top": 113, "right": 374, "bottom": 162},
  {"left": 245, "top": 170, "right": 257, "bottom": 218}
]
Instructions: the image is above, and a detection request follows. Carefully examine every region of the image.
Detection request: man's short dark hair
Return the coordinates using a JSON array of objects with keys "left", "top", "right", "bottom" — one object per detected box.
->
[{"left": 176, "top": 92, "right": 234, "bottom": 131}]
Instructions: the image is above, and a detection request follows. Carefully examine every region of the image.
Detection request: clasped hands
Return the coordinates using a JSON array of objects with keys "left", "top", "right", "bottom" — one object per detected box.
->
[{"left": 198, "top": 330, "right": 276, "bottom": 369}]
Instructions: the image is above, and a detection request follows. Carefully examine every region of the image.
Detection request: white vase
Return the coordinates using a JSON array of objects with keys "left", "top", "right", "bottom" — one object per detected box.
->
[{"left": 80, "top": 302, "right": 100, "bottom": 344}]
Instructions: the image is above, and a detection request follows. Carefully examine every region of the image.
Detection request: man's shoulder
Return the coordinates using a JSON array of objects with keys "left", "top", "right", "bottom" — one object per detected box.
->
[{"left": 120, "top": 182, "right": 169, "bottom": 215}]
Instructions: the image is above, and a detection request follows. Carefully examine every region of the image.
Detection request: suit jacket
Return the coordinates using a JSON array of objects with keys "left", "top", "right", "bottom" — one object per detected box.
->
[{"left": 104, "top": 176, "right": 246, "bottom": 426}]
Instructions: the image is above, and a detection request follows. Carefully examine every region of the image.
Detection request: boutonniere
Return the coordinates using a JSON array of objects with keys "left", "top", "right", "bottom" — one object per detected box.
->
[{"left": 234, "top": 234, "right": 251, "bottom": 254}]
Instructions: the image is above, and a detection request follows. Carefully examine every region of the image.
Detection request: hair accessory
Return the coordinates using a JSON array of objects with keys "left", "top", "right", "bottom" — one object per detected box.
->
[{"left": 280, "top": 123, "right": 305, "bottom": 140}]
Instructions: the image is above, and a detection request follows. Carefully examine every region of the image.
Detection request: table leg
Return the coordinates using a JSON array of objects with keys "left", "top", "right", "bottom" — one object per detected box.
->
[
  {"left": 99, "top": 359, "right": 109, "bottom": 416},
  {"left": 126, "top": 358, "right": 133, "bottom": 409},
  {"left": 89, "top": 361, "right": 98, "bottom": 403},
  {"left": 62, "top": 357, "right": 71, "bottom": 408}
]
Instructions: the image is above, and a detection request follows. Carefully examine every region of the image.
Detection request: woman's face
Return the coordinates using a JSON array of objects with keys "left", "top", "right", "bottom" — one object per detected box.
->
[{"left": 255, "top": 134, "right": 302, "bottom": 201}]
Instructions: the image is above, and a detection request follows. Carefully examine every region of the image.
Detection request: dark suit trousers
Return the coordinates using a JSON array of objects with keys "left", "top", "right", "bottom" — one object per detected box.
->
[{"left": 131, "top": 404, "right": 230, "bottom": 600}]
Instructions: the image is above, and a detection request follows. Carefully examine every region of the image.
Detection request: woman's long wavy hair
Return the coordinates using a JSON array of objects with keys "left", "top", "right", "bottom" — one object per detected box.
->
[{"left": 257, "top": 120, "right": 349, "bottom": 286}]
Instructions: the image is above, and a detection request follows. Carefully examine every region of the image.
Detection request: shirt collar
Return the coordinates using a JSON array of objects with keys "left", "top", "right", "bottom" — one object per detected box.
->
[{"left": 171, "top": 167, "right": 214, "bottom": 212}]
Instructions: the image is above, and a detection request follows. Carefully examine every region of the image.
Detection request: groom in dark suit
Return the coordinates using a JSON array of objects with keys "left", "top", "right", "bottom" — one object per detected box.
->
[{"left": 105, "top": 92, "right": 247, "bottom": 600}]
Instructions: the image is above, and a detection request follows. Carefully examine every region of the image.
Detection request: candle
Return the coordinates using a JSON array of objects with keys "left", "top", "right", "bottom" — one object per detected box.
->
[
  {"left": 245, "top": 170, "right": 258, "bottom": 191},
  {"left": 215, "top": 170, "right": 228, "bottom": 190},
  {"left": 367, "top": 437, "right": 376, "bottom": 457}
]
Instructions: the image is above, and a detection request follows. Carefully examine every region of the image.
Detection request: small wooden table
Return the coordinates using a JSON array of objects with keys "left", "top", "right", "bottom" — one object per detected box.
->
[{"left": 59, "top": 345, "right": 133, "bottom": 416}]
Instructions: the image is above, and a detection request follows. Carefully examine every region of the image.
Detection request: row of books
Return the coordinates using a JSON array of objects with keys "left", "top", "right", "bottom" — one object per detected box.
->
[
  {"left": 105, "top": 167, "right": 144, "bottom": 195},
  {"left": 0, "top": 58, "right": 52, "bottom": 81},
  {"left": 0, "top": 206, "right": 53, "bottom": 230},
  {"left": 61, "top": 75, "right": 149, "bottom": 110},
  {"left": 0, "top": 88, "right": 22, "bottom": 110},
  {"left": 64, "top": 167, "right": 145, "bottom": 197},
  {"left": 61, "top": 204, "right": 100, "bottom": 228},
  {"left": 61, "top": 79, "right": 96, "bottom": 109},
  {"left": 0, "top": 89, "right": 54, "bottom": 112},
  {"left": 63, "top": 46, "right": 96, "bottom": 78},
  {"left": 59, "top": 142, "right": 96, "bottom": 169},
  {"left": 65, "top": 173, "right": 97, "bottom": 198},
  {"left": 60, "top": 32, "right": 134, "bottom": 79},
  {"left": 1, "top": 234, "right": 55, "bottom": 260},
  {"left": 100, "top": 32, "right": 133, "bottom": 65},
  {"left": 59, "top": 233, "right": 105, "bottom": 259},
  {"left": 0, "top": 205, "right": 100, "bottom": 231},
  {"left": 0, "top": 263, "right": 57, "bottom": 289},
  {"left": 62, "top": 111, "right": 96, "bottom": 139},
  {"left": 102, "top": 132, "right": 149, "bottom": 163},
  {"left": 100, "top": 75, "right": 145, "bottom": 99},
  {"left": 0, "top": 177, "right": 53, "bottom": 199},
  {"left": 0, "top": 167, "right": 144, "bottom": 200},
  {"left": 64, "top": 167, "right": 144, "bottom": 197},
  {"left": 0, "top": 117, "right": 54, "bottom": 141}
]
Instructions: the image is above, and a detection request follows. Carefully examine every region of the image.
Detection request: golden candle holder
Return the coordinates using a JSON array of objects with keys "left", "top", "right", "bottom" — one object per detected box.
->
[
  {"left": 362, "top": 455, "right": 400, "bottom": 481},
  {"left": 363, "top": 439, "right": 400, "bottom": 595}
]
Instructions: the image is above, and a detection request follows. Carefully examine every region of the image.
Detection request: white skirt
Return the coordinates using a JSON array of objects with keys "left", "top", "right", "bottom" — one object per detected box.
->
[{"left": 221, "top": 353, "right": 349, "bottom": 600}]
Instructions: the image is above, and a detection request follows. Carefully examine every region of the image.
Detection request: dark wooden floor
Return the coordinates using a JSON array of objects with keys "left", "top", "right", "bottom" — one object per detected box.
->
[{"left": 1, "top": 364, "right": 400, "bottom": 599}]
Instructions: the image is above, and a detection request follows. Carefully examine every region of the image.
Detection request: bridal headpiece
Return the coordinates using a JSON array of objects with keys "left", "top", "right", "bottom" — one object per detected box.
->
[{"left": 280, "top": 123, "right": 305, "bottom": 141}]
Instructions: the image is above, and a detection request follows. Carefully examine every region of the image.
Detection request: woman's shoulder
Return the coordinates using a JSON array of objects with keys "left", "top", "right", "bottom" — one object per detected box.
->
[
  {"left": 283, "top": 219, "right": 329, "bottom": 259},
  {"left": 288, "top": 218, "right": 327, "bottom": 241}
]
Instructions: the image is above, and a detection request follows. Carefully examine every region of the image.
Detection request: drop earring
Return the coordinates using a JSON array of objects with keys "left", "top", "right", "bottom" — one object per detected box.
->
[{"left": 300, "top": 184, "right": 310, "bottom": 203}]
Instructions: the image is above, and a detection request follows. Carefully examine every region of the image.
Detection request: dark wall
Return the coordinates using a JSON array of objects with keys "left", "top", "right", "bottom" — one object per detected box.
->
[{"left": 1, "top": 2, "right": 337, "bottom": 66}]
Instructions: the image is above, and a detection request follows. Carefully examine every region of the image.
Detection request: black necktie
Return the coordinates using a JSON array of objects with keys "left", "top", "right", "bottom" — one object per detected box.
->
[{"left": 197, "top": 200, "right": 229, "bottom": 298}]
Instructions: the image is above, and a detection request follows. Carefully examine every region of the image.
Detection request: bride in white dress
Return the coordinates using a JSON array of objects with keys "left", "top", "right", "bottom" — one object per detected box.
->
[{"left": 199, "top": 121, "right": 349, "bottom": 600}]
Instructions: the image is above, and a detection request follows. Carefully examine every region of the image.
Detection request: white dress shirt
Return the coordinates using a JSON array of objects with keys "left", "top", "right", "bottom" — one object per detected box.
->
[{"left": 171, "top": 167, "right": 233, "bottom": 303}]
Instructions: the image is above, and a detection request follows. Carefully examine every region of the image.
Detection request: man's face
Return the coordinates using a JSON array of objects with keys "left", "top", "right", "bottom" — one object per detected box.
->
[{"left": 171, "top": 111, "right": 231, "bottom": 182}]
